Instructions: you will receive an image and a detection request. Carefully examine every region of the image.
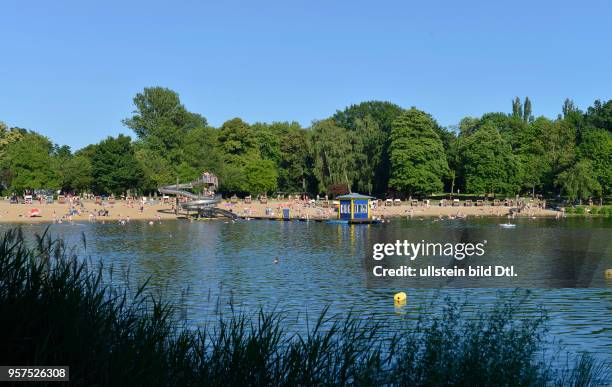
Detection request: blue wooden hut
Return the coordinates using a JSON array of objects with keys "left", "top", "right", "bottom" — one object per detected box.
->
[{"left": 336, "top": 193, "right": 374, "bottom": 221}]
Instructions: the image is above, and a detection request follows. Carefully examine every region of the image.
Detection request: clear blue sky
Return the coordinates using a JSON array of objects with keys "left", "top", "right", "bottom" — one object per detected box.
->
[{"left": 1, "top": 0, "right": 611, "bottom": 150}]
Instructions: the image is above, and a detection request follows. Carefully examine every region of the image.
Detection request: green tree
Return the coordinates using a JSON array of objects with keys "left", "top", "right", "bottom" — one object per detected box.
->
[
  {"left": 388, "top": 109, "right": 449, "bottom": 196},
  {"left": 454, "top": 125, "right": 519, "bottom": 196},
  {"left": 542, "top": 119, "right": 576, "bottom": 193},
  {"left": 272, "top": 123, "right": 312, "bottom": 193},
  {"left": 555, "top": 161, "right": 601, "bottom": 203},
  {"left": 218, "top": 118, "right": 258, "bottom": 160},
  {"left": 310, "top": 119, "right": 354, "bottom": 194},
  {"left": 562, "top": 98, "right": 579, "bottom": 118},
  {"left": 512, "top": 97, "right": 522, "bottom": 119},
  {"left": 134, "top": 147, "right": 175, "bottom": 192},
  {"left": 333, "top": 101, "right": 404, "bottom": 194},
  {"left": 515, "top": 117, "right": 551, "bottom": 196},
  {"left": 458, "top": 117, "right": 481, "bottom": 136},
  {"left": 1, "top": 124, "right": 27, "bottom": 191},
  {"left": 123, "top": 87, "right": 206, "bottom": 164},
  {"left": 585, "top": 99, "right": 612, "bottom": 132},
  {"left": 351, "top": 116, "right": 385, "bottom": 194},
  {"left": 1, "top": 132, "right": 60, "bottom": 192},
  {"left": 577, "top": 127, "right": 612, "bottom": 195},
  {"left": 218, "top": 163, "right": 247, "bottom": 193},
  {"left": 252, "top": 122, "right": 282, "bottom": 165},
  {"left": 0, "top": 124, "right": 26, "bottom": 154},
  {"left": 91, "top": 135, "right": 144, "bottom": 195},
  {"left": 62, "top": 155, "right": 93, "bottom": 192},
  {"left": 175, "top": 162, "right": 199, "bottom": 183},
  {"left": 182, "top": 126, "right": 223, "bottom": 177},
  {"left": 215, "top": 118, "right": 266, "bottom": 194},
  {"left": 333, "top": 101, "right": 403, "bottom": 133},
  {"left": 523, "top": 97, "right": 533, "bottom": 123},
  {"left": 244, "top": 158, "right": 278, "bottom": 195}
]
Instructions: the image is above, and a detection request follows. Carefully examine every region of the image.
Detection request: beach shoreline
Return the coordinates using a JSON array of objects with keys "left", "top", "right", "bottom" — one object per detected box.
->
[{"left": 0, "top": 199, "right": 559, "bottom": 224}]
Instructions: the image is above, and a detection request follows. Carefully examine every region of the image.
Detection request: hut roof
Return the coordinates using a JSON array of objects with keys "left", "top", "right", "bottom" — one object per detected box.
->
[{"left": 336, "top": 193, "right": 374, "bottom": 200}]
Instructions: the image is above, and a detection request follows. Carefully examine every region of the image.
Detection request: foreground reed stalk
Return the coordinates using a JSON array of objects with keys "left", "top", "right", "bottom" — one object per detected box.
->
[{"left": 0, "top": 228, "right": 608, "bottom": 386}]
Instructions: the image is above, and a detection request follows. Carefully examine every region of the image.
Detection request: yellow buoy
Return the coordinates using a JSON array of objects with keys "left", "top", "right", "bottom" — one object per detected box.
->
[
  {"left": 605, "top": 269, "right": 612, "bottom": 279},
  {"left": 394, "top": 292, "right": 407, "bottom": 304}
]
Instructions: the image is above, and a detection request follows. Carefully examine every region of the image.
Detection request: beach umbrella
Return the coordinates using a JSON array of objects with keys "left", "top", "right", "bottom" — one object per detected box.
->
[{"left": 29, "top": 208, "right": 41, "bottom": 217}]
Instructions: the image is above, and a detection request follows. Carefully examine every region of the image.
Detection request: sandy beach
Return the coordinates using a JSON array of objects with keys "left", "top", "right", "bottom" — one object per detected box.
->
[
  {"left": 0, "top": 198, "right": 558, "bottom": 224},
  {"left": 221, "top": 199, "right": 558, "bottom": 220},
  {"left": 0, "top": 199, "right": 179, "bottom": 224}
]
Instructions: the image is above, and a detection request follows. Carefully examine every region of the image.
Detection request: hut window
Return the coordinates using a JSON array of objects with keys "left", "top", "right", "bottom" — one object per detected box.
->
[{"left": 355, "top": 204, "right": 368, "bottom": 213}]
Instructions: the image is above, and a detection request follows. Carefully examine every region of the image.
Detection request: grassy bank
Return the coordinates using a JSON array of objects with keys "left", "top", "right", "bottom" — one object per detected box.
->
[
  {"left": 0, "top": 228, "right": 609, "bottom": 386},
  {"left": 564, "top": 205, "right": 612, "bottom": 216}
]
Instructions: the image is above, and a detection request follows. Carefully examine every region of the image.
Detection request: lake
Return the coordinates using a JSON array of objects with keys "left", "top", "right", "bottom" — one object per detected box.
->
[{"left": 6, "top": 217, "right": 611, "bottom": 361}]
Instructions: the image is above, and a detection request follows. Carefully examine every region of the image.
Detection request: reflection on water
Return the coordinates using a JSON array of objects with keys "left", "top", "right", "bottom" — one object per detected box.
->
[{"left": 9, "top": 217, "right": 611, "bottom": 359}]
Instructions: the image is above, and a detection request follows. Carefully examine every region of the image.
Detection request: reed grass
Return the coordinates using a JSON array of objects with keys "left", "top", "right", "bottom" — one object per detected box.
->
[{"left": 0, "top": 228, "right": 608, "bottom": 386}]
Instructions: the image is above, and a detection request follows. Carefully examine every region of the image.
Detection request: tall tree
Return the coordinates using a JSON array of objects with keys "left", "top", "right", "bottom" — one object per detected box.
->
[
  {"left": 585, "top": 99, "right": 612, "bottom": 132},
  {"left": 0, "top": 124, "right": 26, "bottom": 154},
  {"left": 123, "top": 87, "right": 206, "bottom": 163},
  {"left": 216, "top": 118, "right": 278, "bottom": 194},
  {"left": 542, "top": 119, "right": 576, "bottom": 193},
  {"left": 512, "top": 97, "right": 522, "bottom": 119},
  {"left": 333, "top": 101, "right": 404, "bottom": 194},
  {"left": 454, "top": 125, "right": 519, "bottom": 195},
  {"left": 276, "top": 123, "right": 312, "bottom": 193},
  {"left": 577, "top": 127, "right": 612, "bottom": 195},
  {"left": 562, "top": 98, "right": 578, "bottom": 118},
  {"left": 218, "top": 118, "right": 258, "bottom": 160},
  {"left": 1, "top": 132, "right": 60, "bottom": 192},
  {"left": 310, "top": 119, "right": 354, "bottom": 194},
  {"left": 523, "top": 97, "right": 532, "bottom": 123},
  {"left": 252, "top": 122, "right": 282, "bottom": 166},
  {"left": 134, "top": 146, "right": 175, "bottom": 192},
  {"left": 62, "top": 155, "right": 93, "bottom": 192},
  {"left": 182, "top": 126, "right": 223, "bottom": 177},
  {"left": 515, "top": 117, "right": 550, "bottom": 196},
  {"left": 555, "top": 160, "right": 601, "bottom": 203},
  {"left": 388, "top": 109, "right": 449, "bottom": 196},
  {"left": 244, "top": 158, "right": 278, "bottom": 195},
  {"left": 351, "top": 116, "right": 385, "bottom": 194},
  {"left": 91, "top": 135, "right": 144, "bottom": 195}
]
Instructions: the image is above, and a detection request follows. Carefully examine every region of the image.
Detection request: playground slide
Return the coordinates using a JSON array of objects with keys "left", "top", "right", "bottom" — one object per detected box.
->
[
  {"left": 159, "top": 180, "right": 233, "bottom": 218},
  {"left": 180, "top": 195, "right": 223, "bottom": 210},
  {"left": 158, "top": 184, "right": 201, "bottom": 200},
  {"left": 210, "top": 208, "right": 239, "bottom": 220}
]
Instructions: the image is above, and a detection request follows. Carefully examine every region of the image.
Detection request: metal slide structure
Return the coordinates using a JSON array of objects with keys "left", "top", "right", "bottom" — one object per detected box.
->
[{"left": 158, "top": 173, "right": 238, "bottom": 220}]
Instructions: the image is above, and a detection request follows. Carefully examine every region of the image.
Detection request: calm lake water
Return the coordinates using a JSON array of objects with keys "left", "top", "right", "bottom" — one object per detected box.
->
[{"left": 6, "top": 217, "right": 611, "bottom": 362}]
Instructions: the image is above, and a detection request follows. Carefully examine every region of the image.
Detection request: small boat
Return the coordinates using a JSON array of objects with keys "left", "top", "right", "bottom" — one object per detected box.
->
[{"left": 499, "top": 223, "right": 516, "bottom": 228}]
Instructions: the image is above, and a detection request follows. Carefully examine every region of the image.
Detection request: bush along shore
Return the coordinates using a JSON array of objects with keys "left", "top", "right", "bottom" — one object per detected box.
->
[
  {"left": 564, "top": 205, "right": 612, "bottom": 216},
  {"left": 0, "top": 228, "right": 609, "bottom": 386}
]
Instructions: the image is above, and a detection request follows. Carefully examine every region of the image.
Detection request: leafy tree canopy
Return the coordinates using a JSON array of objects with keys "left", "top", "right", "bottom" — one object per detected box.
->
[
  {"left": 388, "top": 109, "right": 450, "bottom": 196},
  {"left": 310, "top": 119, "right": 354, "bottom": 194},
  {"left": 454, "top": 125, "right": 519, "bottom": 196},
  {"left": 91, "top": 135, "right": 144, "bottom": 195},
  {"left": 1, "top": 132, "right": 60, "bottom": 193},
  {"left": 556, "top": 160, "right": 602, "bottom": 202}
]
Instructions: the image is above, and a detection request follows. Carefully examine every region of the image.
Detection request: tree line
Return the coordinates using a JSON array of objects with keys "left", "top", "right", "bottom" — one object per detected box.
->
[{"left": 1, "top": 87, "right": 610, "bottom": 201}]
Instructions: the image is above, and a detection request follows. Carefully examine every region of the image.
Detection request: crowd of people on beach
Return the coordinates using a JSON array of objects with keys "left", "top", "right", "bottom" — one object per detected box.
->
[{"left": 0, "top": 191, "right": 570, "bottom": 224}]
